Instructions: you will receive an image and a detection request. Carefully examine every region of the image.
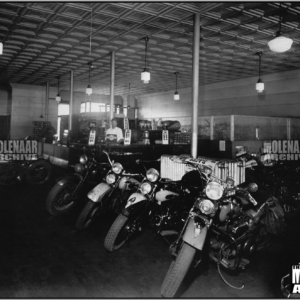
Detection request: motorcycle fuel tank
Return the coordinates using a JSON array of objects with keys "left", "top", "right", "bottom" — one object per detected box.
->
[
  {"left": 125, "top": 192, "right": 147, "bottom": 209},
  {"left": 155, "top": 190, "right": 179, "bottom": 202},
  {"left": 181, "top": 170, "right": 203, "bottom": 189},
  {"left": 118, "top": 176, "right": 140, "bottom": 190}
]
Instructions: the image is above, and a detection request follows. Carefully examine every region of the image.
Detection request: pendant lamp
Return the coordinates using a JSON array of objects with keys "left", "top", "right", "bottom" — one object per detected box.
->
[
  {"left": 174, "top": 72, "right": 180, "bottom": 101},
  {"left": 255, "top": 51, "right": 264, "bottom": 93},
  {"left": 55, "top": 77, "right": 61, "bottom": 103},
  {"left": 86, "top": 62, "right": 93, "bottom": 96},
  {"left": 141, "top": 37, "right": 150, "bottom": 84}
]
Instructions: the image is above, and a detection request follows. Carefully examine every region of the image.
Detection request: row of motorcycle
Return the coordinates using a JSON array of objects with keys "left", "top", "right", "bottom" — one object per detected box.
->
[{"left": 45, "top": 147, "right": 290, "bottom": 298}]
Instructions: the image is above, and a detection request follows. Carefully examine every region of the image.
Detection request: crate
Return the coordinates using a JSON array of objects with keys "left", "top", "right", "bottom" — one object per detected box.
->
[{"left": 161, "top": 154, "right": 245, "bottom": 184}]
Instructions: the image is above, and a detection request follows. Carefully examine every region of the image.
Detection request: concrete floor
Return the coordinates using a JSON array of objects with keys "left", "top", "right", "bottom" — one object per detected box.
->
[{"left": 0, "top": 166, "right": 299, "bottom": 298}]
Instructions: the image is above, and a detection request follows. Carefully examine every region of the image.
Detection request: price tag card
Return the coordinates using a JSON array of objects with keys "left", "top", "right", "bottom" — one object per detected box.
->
[
  {"left": 124, "top": 129, "right": 131, "bottom": 145},
  {"left": 162, "top": 130, "right": 169, "bottom": 145},
  {"left": 88, "top": 129, "right": 96, "bottom": 146},
  {"left": 124, "top": 118, "right": 129, "bottom": 130}
]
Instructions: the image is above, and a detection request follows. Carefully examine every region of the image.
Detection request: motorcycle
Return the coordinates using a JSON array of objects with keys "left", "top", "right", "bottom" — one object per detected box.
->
[
  {"left": 161, "top": 161, "right": 285, "bottom": 298},
  {"left": 237, "top": 150, "right": 300, "bottom": 216},
  {"left": 0, "top": 158, "right": 53, "bottom": 186},
  {"left": 104, "top": 158, "right": 205, "bottom": 252},
  {"left": 46, "top": 147, "right": 109, "bottom": 216},
  {"left": 75, "top": 150, "right": 142, "bottom": 230}
]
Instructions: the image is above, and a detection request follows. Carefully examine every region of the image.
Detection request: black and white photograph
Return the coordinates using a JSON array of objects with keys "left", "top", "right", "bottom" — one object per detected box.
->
[{"left": 0, "top": 1, "right": 299, "bottom": 298}]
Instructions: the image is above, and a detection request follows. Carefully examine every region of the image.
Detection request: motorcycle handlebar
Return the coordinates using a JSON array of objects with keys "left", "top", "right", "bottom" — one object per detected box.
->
[
  {"left": 102, "top": 150, "right": 113, "bottom": 166},
  {"left": 122, "top": 172, "right": 140, "bottom": 177}
]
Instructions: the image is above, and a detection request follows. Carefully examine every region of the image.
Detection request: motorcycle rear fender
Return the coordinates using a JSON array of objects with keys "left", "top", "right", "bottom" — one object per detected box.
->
[
  {"left": 87, "top": 182, "right": 112, "bottom": 203},
  {"left": 183, "top": 218, "right": 208, "bottom": 250},
  {"left": 125, "top": 192, "right": 147, "bottom": 209},
  {"left": 56, "top": 173, "right": 82, "bottom": 186}
]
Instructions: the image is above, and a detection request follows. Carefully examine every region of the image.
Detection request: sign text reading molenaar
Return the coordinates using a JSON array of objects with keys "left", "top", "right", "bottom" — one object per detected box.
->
[
  {"left": 264, "top": 140, "right": 300, "bottom": 160},
  {"left": 0, "top": 140, "right": 38, "bottom": 161}
]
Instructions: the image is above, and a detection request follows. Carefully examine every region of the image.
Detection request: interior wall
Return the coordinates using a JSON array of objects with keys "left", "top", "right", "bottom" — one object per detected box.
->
[
  {"left": 10, "top": 83, "right": 125, "bottom": 139},
  {"left": 0, "top": 85, "right": 8, "bottom": 115},
  {"left": 138, "top": 69, "right": 300, "bottom": 128}
]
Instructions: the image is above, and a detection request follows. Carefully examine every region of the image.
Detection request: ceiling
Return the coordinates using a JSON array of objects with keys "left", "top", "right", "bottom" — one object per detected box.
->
[{"left": 0, "top": 2, "right": 299, "bottom": 96}]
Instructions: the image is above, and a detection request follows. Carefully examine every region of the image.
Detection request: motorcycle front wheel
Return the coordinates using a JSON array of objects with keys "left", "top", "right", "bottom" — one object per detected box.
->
[
  {"left": 104, "top": 213, "right": 131, "bottom": 252},
  {"left": 46, "top": 181, "right": 80, "bottom": 216},
  {"left": 26, "top": 160, "right": 53, "bottom": 185},
  {"left": 161, "top": 242, "right": 196, "bottom": 298},
  {"left": 75, "top": 200, "right": 102, "bottom": 230}
]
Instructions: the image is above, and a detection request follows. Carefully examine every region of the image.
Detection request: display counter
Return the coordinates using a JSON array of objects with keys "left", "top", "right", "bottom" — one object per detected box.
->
[{"left": 37, "top": 141, "right": 191, "bottom": 168}]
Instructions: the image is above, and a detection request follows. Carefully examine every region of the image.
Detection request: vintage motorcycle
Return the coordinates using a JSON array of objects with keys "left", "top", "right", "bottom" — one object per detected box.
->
[
  {"left": 104, "top": 158, "right": 206, "bottom": 252},
  {"left": 75, "top": 150, "right": 142, "bottom": 230},
  {"left": 161, "top": 161, "right": 285, "bottom": 298},
  {"left": 237, "top": 150, "right": 300, "bottom": 215},
  {"left": 0, "top": 158, "right": 53, "bottom": 186},
  {"left": 46, "top": 147, "right": 109, "bottom": 216}
]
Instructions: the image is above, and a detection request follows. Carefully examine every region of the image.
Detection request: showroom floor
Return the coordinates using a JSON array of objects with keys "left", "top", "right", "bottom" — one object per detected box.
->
[{"left": 0, "top": 166, "right": 299, "bottom": 298}]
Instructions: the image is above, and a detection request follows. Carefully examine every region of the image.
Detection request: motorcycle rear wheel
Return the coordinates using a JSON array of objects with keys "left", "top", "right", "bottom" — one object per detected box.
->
[
  {"left": 46, "top": 182, "right": 79, "bottom": 216},
  {"left": 161, "top": 242, "right": 196, "bottom": 298},
  {"left": 26, "top": 160, "right": 53, "bottom": 185},
  {"left": 75, "top": 200, "right": 101, "bottom": 230}
]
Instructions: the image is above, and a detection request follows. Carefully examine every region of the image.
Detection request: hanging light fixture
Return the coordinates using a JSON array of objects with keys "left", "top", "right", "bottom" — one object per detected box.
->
[
  {"left": 141, "top": 37, "right": 150, "bottom": 84},
  {"left": 256, "top": 51, "right": 264, "bottom": 93},
  {"left": 55, "top": 77, "right": 61, "bottom": 103},
  {"left": 86, "top": 62, "right": 93, "bottom": 96},
  {"left": 174, "top": 72, "right": 180, "bottom": 101},
  {"left": 0, "top": 42, "right": 3, "bottom": 55},
  {"left": 268, "top": 3, "right": 293, "bottom": 53}
]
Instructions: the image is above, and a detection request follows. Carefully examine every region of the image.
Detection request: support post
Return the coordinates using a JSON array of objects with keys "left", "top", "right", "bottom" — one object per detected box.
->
[
  {"left": 110, "top": 51, "right": 115, "bottom": 121},
  {"left": 45, "top": 81, "right": 49, "bottom": 122},
  {"left": 69, "top": 70, "right": 74, "bottom": 133},
  {"left": 191, "top": 13, "right": 200, "bottom": 158}
]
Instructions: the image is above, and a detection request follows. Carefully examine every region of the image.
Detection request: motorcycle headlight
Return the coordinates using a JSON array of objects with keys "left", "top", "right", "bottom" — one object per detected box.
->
[
  {"left": 203, "top": 165, "right": 213, "bottom": 175},
  {"left": 106, "top": 173, "right": 116, "bottom": 184},
  {"left": 205, "top": 181, "right": 224, "bottom": 200},
  {"left": 146, "top": 168, "right": 159, "bottom": 182},
  {"left": 198, "top": 199, "right": 215, "bottom": 215},
  {"left": 79, "top": 155, "right": 88, "bottom": 165},
  {"left": 74, "top": 163, "right": 85, "bottom": 173},
  {"left": 226, "top": 176, "right": 235, "bottom": 187},
  {"left": 140, "top": 182, "right": 152, "bottom": 195},
  {"left": 112, "top": 162, "right": 123, "bottom": 174}
]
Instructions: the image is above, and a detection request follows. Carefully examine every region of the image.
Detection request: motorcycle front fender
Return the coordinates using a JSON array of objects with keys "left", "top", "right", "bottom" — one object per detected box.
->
[
  {"left": 56, "top": 173, "right": 82, "bottom": 186},
  {"left": 125, "top": 192, "right": 147, "bottom": 209},
  {"left": 183, "top": 218, "right": 208, "bottom": 250},
  {"left": 87, "top": 182, "right": 112, "bottom": 203}
]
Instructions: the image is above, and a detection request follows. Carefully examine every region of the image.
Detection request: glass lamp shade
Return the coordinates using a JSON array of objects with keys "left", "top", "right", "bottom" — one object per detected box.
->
[
  {"left": 0, "top": 42, "right": 3, "bottom": 55},
  {"left": 55, "top": 94, "right": 61, "bottom": 103},
  {"left": 141, "top": 69, "right": 150, "bottom": 84},
  {"left": 174, "top": 91, "right": 180, "bottom": 101},
  {"left": 86, "top": 85, "right": 92, "bottom": 96},
  {"left": 256, "top": 79, "right": 264, "bottom": 93},
  {"left": 268, "top": 35, "right": 293, "bottom": 53}
]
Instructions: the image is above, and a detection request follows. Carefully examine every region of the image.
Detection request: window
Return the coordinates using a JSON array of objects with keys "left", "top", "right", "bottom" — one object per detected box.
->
[
  {"left": 80, "top": 103, "right": 86, "bottom": 113},
  {"left": 58, "top": 104, "right": 69, "bottom": 116}
]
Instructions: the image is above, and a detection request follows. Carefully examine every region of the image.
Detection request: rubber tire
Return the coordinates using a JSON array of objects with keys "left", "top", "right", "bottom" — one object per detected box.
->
[
  {"left": 75, "top": 200, "right": 100, "bottom": 230},
  {"left": 46, "top": 182, "right": 78, "bottom": 216},
  {"left": 26, "top": 160, "right": 53, "bottom": 185},
  {"left": 104, "top": 213, "right": 130, "bottom": 252},
  {"left": 161, "top": 242, "right": 196, "bottom": 298}
]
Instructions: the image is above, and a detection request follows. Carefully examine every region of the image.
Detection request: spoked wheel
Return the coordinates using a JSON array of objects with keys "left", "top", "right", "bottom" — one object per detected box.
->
[
  {"left": 161, "top": 242, "right": 196, "bottom": 298},
  {"left": 46, "top": 182, "right": 79, "bottom": 216},
  {"left": 75, "top": 200, "right": 102, "bottom": 230},
  {"left": 104, "top": 208, "right": 145, "bottom": 252},
  {"left": 26, "top": 160, "right": 53, "bottom": 185}
]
